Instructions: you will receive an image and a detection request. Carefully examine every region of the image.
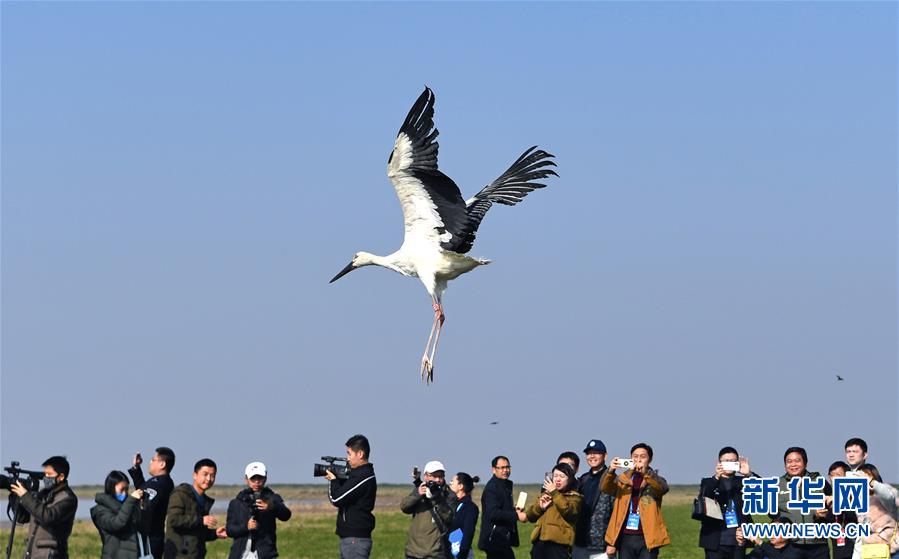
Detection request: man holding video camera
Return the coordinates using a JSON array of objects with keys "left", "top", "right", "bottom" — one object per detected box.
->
[
  {"left": 401, "top": 460, "right": 454, "bottom": 559},
  {"left": 8, "top": 456, "right": 78, "bottom": 559},
  {"left": 325, "top": 434, "right": 378, "bottom": 559},
  {"left": 225, "top": 461, "right": 292, "bottom": 559}
]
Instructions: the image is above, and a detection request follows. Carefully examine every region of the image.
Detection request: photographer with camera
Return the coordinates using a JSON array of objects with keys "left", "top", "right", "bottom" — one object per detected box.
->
[
  {"left": 401, "top": 461, "right": 454, "bottom": 559},
  {"left": 128, "top": 447, "right": 176, "bottom": 559},
  {"left": 324, "top": 435, "right": 377, "bottom": 559},
  {"left": 225, "top": 462, "right": 291, "bottom": 559},
  {"left": 8, "top": 456, "right": 77, "bottom": 559},
  {"left": 90, "top": 470, "right": 145, "bottom": 559}
]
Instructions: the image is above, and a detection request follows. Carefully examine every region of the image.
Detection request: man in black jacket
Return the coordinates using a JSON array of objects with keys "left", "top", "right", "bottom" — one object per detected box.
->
[
  {"left": 326, "top": 434, "right": 377, "bottom": 559},
  {"left": 477, "top": 456, "right": 519, "bottom": 559},
  {"left": 129, "top": 446, "right": 176, "bottom": 559},
  {"left": 697, "top": 447, "right": 755, "bottom": 559},
  {"left": 574, "top": 439, "right": 614, "bottom": 559},
  {"left": 226, "top": 462, "right": 292, "bottom": 559}
]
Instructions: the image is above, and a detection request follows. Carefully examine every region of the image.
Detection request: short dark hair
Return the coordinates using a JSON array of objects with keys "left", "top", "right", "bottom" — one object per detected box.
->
[
  {"left": 828, "top": 461, "right": 850, "bottom": 474},
  {"left": 772, "top": 515, "right": 794, "bottom": 525},
  {"left": 858, "top": 463, "right": 882, "bottom": 483},
  {"left": 455, "top": 472, "right": 480, "bottom": 494},
  {"left": 783, "top": 447, "right": 808, "bottom": 464},
  {"left": 556, "top": 451, "right": 580, "bottom": 469},
  {"left": 631, "top": 443, "right": 653, "bottom": 462},
  {"left": 156, "top": 447, "right": 175, "bottom": 473},
  {"left": 844, "top": 438, "right": 868, "bottom": 453},
  {"left": 42, "top": 456, "right": 70, "bottom": 478},
  {"left": 718, "top": 446, "right": 739, "bottom": 459},
  {"left": 104, "top": 470, "right": 129, "bottom": 496},
  {"left": 346, "top": 434, "right": 370, "bottom": 460},
  {"left": 194, "top": 458, "right": 217, "bottom": 473},
  {"left": 491, "top": 456, "right": 510, "bottom": 468}
]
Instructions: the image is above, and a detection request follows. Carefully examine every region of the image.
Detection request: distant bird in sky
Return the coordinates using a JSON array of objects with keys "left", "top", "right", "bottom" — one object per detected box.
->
[
  {"left": 836, "top": 374, "right": 844, "bottom": 381},
  {"left": 489, "top": 421, "right": 500, "bottom": 426},
  {"left": 330, "top": 87, "right": 557, "bottom": 383}
]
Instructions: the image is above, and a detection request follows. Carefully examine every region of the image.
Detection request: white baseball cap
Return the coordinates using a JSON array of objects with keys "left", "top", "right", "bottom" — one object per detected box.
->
[
  {"left": 245, "top": 462, "right": 267, "bottom": 478},
  {"left": 423, "top": 460, "right": 445, "bottom": 474}
]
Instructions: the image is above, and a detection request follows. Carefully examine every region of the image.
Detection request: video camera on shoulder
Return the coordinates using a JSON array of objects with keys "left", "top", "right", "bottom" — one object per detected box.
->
[{"left": 313, "top": 456, "right": 349, "bottom": 480}]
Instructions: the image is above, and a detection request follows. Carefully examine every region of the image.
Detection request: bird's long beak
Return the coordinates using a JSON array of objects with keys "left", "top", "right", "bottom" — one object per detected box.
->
[{"left": 329, "top": 261, "right": 357, "bottom": 283}]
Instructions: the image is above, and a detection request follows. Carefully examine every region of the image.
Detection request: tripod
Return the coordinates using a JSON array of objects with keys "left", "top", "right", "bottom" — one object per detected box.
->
[{"left": 5, "top": 500, "right": 23, "bottom": 559}]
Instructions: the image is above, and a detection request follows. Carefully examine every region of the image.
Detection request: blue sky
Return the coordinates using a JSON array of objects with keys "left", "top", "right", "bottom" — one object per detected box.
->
[{"left": 2, "top": 2, "right": 896, "bottom": 486}]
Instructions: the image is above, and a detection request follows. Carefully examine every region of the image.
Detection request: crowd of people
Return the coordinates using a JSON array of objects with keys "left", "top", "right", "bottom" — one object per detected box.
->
[{"left": 4, "top": 436, "right": 896, "bottom": 559}]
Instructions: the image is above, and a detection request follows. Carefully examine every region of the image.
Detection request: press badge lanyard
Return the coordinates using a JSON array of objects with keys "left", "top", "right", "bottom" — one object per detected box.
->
[
  {"left": 724, "top": 499, "right": 738, "bottom": 528},
  {"left": 626, "top": 479, "right": 640, "bottom": 530},
  {"left": 835, "top": 513, "right": 846, "bottom": 546}
]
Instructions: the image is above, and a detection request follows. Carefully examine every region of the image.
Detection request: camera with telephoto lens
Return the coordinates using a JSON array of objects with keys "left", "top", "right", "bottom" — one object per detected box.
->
[{"left": 313, "top": 456, "right": 349, "bottom": 480}]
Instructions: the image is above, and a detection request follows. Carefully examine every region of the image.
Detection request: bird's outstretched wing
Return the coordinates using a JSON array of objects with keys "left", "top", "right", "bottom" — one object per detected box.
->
[
  {"left": 387, "top": 87, "right": 471, "bottom": 251},
  {"left": 447, "top": 146, "right": 557, "bottom": 254}
]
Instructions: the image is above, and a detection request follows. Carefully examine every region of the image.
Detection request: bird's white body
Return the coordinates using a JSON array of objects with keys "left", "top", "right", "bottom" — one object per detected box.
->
[
  {"left": 356, "top": 248, "right": 490, "bottom": 299},
  {"left": 330, "top": 87, "right": 556, "bottom": 383}
]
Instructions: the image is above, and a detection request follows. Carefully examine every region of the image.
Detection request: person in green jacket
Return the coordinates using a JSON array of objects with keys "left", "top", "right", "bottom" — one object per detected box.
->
[
  {"left": 164, "top": 459, "right": 227, "bottom": 559},
  {"left": 91, "top": 470, "right": 145, "bottom": 559},
  {"left": 518, "top": 462, "right": 583, "bottom": 559},
  {"left": 401, "top": 460, "right": 455, "bottom": 559}
]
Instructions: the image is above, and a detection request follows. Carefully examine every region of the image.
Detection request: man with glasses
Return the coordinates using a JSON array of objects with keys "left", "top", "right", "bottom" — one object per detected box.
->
[
  {"left": 129, "top": 447, "right": 176, "bottom": 559},
  {"left": 478, "top": 456, "right": 520, "bottom": 559}
]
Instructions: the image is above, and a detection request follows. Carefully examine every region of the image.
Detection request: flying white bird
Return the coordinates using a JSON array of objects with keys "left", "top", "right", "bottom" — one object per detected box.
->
[{"left": 330, "top": 87, "right": 557, "bottom": 383}]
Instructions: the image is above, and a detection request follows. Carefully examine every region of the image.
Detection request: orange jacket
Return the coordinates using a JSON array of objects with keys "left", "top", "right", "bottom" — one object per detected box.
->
[{"left": 601, "top": 469, "right": 670, "bottom": 550}]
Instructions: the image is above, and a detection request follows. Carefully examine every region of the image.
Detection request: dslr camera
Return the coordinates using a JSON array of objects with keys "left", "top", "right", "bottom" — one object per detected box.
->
[
  {"left": 424, "top": 480, "right": 448, "bottom": 501},
  {"left": 239, "top": 491, "right": 263, "bottom": 522},
  {"left": 313, "top": 456, "right": 349, "bottom": 480}
]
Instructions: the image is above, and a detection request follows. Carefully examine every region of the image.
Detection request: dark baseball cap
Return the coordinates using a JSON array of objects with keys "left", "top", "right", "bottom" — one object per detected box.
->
[{"left": 584, "top": 439, "right": 606, "bottom": 453}]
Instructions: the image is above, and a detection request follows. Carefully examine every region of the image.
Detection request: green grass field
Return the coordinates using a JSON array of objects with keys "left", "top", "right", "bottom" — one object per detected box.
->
[{"left": 0, "top": 485, "right": 721, "bottom": 558}]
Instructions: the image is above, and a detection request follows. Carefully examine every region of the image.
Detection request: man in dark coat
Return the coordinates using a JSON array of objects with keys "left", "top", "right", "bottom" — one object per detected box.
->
[
  {"left": 129, "top": 446, "right": 176, "bottom": 559},
  {"left": 574, "top": 440, "right": 615, "bottom": 559},
  {"left": 477, "top": 456, "right": 519, "bottom": 559},
  {"left": 11, "top": 456, "right": 78, "bottom": 559},
  {"left": 164, "top": 458, "right": 227, "bottom": 559},
  {"left": 326, "top": 435, "right": 378, "bottom": 559},
  {"left": 225, "top": 462, "right": 292, "bottom": 559},
  {"left": 697, "top": 447, "right": 756, "bottom": 559}
]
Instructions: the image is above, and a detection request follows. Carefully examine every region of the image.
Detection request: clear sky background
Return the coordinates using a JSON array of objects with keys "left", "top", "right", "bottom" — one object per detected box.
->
[{"left": 2, "top": 2, "right": 896, "bottom": 487}]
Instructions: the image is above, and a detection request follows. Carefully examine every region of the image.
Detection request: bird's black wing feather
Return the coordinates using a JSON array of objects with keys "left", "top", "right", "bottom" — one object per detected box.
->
[{"left": 444, "top": 146, "right": 557, "bottom": 254}]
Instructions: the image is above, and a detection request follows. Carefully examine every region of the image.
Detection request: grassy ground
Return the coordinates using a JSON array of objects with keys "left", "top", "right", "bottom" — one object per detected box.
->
[{"left": 0, "top": 485, "right": 717, "bottom": 558}]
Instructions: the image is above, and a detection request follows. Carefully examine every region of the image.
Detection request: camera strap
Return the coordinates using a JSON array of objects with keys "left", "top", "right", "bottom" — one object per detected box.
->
[{"left": 430, "top": 504, "right": 448, "bottom": 536}]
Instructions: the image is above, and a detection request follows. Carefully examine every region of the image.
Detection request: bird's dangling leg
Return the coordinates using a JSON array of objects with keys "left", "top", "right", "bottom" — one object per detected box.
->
[
  {"left": 420, "top": 298, "right": 444, "bottom": 384},
  {"left": 421, "top": 305, "right": 439, "bottom": 382},
  {"left": 424, "top": 300, "right": 445, "bottom": 384}
]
